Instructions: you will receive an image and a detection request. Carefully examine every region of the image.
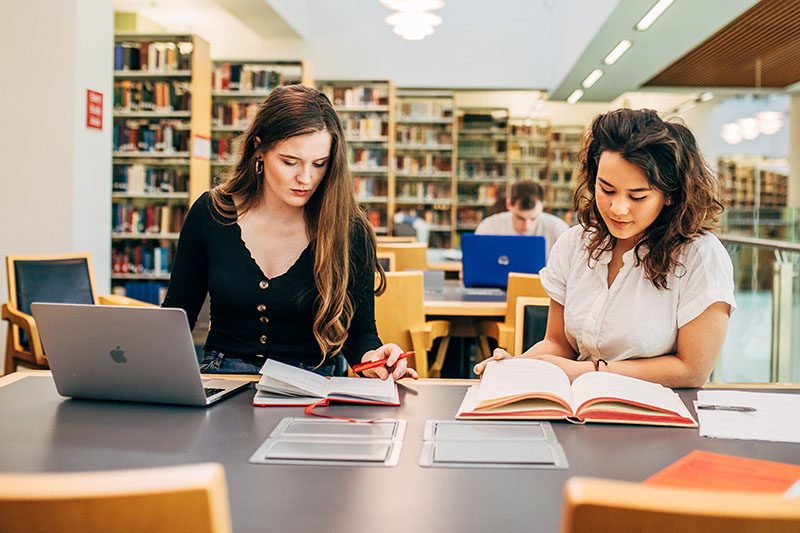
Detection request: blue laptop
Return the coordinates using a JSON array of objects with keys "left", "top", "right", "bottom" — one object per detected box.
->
[{"left": 460, "top": 234, "right": 546, "bottom": 288}]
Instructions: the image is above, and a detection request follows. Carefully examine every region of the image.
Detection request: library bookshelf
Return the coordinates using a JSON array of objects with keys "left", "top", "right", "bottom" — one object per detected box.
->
[
  {"left": 210, "top": 60, "right": 313, "bottom": 186},
  {"left": 112, "top": 34, "right": 210, "bottom": 304},
  {"left": 394, "top": 89, "right": 457, "bottom": 248},
  {"left": 547, "top": 125, "right": 583, "bottom": 223},
  {"left": 318, "top": 80, "right": 396, "bottom": 235}
]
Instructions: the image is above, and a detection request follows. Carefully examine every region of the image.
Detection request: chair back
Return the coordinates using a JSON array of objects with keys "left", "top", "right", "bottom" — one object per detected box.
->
[
  {"left": 0, "top": 463, "right": 233, "bottom": 533},
  {"left": 374, "top": 271, "right": 425, "bottom": 358},
  {"left": 560, "top": 476, "right": 800, "bottom": 533},
  {"left": 376, "top": 243, "right": 428, "bottom": 272},
  {"left": 504, "top": 273, "right": 547, "bottom": 329},
  {"left": 514, "top": 296, "right": 550, "bottom": 354},
  {"left": 8, "top": 254, "right": 98, "bottom": 314}
]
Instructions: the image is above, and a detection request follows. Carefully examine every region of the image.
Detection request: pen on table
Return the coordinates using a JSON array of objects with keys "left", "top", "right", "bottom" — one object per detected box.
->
[
  {"left": 695, "top": 404, "right": 757, "bottom": 412},
  {"left": 353, "top": 351, "right": 415, "bottom": 373}
]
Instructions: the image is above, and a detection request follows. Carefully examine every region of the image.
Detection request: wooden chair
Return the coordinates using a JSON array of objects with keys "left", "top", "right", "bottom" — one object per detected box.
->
[
  {"left": 375, "top": 243, "right": 428, "bottom": 272},
  {"left": 2, "top": 253, "right": 155, "bottom": 375},
  {"left": 376, "top": 235, "right": 417, "bottom": 243},
  {"left": 514, "top": 296, "right": 550, "bottom": 354},
  {"left": 560, "top": 476, "right": 800, "bottom": 533},
  {"left": 0, "top": 462, "right": 232, "bottom": 533},
  {"left": 376, "top": 251, "right": 396, "bottom": 272},
  {"left": 476, "top": 273, "right": 548, "bottom": 357},
  {"left": 374, "top": 271, "right": 450, "bottom": 378}
]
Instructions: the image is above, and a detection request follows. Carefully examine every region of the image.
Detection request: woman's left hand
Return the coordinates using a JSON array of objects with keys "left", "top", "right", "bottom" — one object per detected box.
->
[
  {"left": 532, "top": 354, "right": 593, "bottom": 382},
  {"left": 360, "top": 343, "right": 419, "bottom": 380}
]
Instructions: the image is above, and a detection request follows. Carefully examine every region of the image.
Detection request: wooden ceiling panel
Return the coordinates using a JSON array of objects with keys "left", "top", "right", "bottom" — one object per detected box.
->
[{"left": 644, "top": 0, "right": 800, "bottom": 88}]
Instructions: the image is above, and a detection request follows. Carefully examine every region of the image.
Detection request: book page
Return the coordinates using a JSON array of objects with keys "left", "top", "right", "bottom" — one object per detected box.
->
[
  {"left": 326, "top": 376, "right": 398, "bottom": 404},
  {"left": 476, "top": 359, "right": 573, "bottom": 411},
  {"left": 259, "top": 359, "right": 328, "bottom": 397},
  {"left": 572, "top": 372, "right": 689, "bottom": 417}
]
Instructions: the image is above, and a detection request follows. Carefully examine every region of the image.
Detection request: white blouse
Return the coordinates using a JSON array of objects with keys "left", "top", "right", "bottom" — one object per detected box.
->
[{"left": 539, "top": 225, "right": 736, "bottom": 361}]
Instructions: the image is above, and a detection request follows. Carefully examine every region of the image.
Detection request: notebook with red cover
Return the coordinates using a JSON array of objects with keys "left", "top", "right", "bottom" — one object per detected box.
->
[
  {"left": 457, "top": 359, "right": 697, "bottom": 428},
  {"left": 253, "top": 359, "right": 399, "bottom": 407}
]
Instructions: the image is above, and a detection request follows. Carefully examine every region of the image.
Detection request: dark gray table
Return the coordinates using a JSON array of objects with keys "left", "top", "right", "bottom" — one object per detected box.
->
[{"left": 1, "top": 374, "right": 798, "bottom": 533}]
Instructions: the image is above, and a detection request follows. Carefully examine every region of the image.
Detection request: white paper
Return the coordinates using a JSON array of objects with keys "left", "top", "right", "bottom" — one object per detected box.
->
[
  {"left": 477, "top": 359, "right": 573, "bottom": 410},
  {"left": 696, "top": 390, "right": 800, "bottom": 443}
]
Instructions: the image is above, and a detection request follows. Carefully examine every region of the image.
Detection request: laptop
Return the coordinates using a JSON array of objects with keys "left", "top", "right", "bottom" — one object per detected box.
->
[
  {"left": 30, "top": 303, "right": 250, "bottom": 406},
  {"left": 460, "top": 234, "right": 546, "bottom": 288}
]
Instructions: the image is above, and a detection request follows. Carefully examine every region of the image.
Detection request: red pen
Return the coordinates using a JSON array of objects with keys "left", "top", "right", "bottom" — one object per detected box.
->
[{"left": 353, "top": 351, "right": 415, "bottom": 373}]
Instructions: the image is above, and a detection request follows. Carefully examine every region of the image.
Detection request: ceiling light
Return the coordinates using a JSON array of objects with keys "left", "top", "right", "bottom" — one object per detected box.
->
[
  {"left": 675, "top": 101, "right": 696, "bottom": 113},
  {"left": 736, "top": 118, "right": 759, "bottom": 140},
  {"left": 385, "top": 11, "right": 442, "bottom": 27},
  {"left": 582, "top": 69, "right": 603, "bottom": 89},
  {"left": 567, "top": 89, "right": 584, "bottom": 104},
  {"left": 699, "top": 92, "right": 714, "bottom": 102},
  {"left": 721, "top": 123, "right": 742, "bottom": 145},
  {"left": 636, "top": 0, "right": 674, "bottom": 31},
  {"left": 604, "top": 40, "right": 631, "bottom": 65},
  {"left": 757, "top": 111, "right": 783, "bottom": 135},
  {"left": 383, "top": 1, "right": 443, "bottom": 41}
]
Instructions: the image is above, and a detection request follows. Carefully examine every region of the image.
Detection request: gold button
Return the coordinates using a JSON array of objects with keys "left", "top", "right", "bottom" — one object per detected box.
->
[
  {"left": 256, "top": 354, "right": 265, "bottom": 358},
  {"left": 259, "top": 335, "right": 267, "bottom": 344},
  {"left": 257, "top": 304, "right": 266, "bottom": 312},
  {"left": 260, "top": 316, "right": 269, "bottom": 323},
  {"left": 259, "top": 280, "right": 269, "bottom": 289}
]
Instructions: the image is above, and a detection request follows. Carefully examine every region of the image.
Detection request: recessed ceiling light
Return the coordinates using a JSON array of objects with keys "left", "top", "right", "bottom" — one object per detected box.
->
[
  {"left": 567, "top": 90, "right": 584, "bottom": 104},
  {"left": 636, "top": 0, "right": 674, "bottom": 31},
  {"left": 604, "top": 40, "right": 632, "bottom": 65},
  {"left": 699, "top": 92, "right": 714, "bottom": 102},
  {"left": 582, "top": 69, "right": 604, "bottom": 89}
]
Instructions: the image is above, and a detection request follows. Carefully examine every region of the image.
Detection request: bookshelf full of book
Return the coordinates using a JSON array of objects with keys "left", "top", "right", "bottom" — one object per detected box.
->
[
  {"left": 547, "top": 125, "right": 583, "bottom": 223},
  {"left": 210, "top": 60, "right": 313, "bottom": 185},
  {"left": 456, "top": 107, "right": 510, "bottom": 236},
  {"left": 112, "top": 34, "right": 210, "bottom": 304},
  {"left": 319, "top": 80, "right": 395, "bottom": 235},
  {"left": 394, "top": 90, "right": 456, "bottom": 248}
]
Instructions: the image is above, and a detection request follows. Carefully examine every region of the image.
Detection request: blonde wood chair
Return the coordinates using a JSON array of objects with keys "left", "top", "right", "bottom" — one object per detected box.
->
[
  {"left": 477, "top": 273, "right": 548, "bottom": 357},
  {"left": 376, "top": 235, "right": 417, "bottom": 243},
  {"left": 3, "top": 253, "right": 155, "bottom": 375},
  {"left": 560, "top": 476, "right": 800, "bottom": 533},
  {"left": 374, "top": 271, "right": 450, "bottom": 378},
  {"left": 0, "top": 462, "right": 232, "bottom": 533},
  {"left": 514, "top": 296, "right": 551, "bottom": 354},
  {"left": 376, "top": 243, "right": 428, "bottom": 272},
  {"left": 376, "top": 251, "right": 396, "bottom": 272}
]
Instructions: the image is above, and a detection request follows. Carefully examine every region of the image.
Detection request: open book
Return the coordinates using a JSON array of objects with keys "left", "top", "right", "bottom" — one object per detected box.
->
[
  {"left": 253, "top": 359, "right": 400, "bottom": 407},
  {"left": 457, "top": 359, "right": 697, "bottom": 427}
]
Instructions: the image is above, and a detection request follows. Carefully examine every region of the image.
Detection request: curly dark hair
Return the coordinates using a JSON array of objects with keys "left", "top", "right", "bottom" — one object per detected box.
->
[{"left": 573, "top": 108, "right": 724, "bottom": 289}]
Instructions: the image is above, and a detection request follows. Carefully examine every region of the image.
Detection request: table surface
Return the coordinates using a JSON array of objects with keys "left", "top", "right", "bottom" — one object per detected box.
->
[
  {"left": 424, "top": 280, "right": 506, "bottom": 317},
  {"left": 2, "top": 372, "right": 798, "bottom": 533}
]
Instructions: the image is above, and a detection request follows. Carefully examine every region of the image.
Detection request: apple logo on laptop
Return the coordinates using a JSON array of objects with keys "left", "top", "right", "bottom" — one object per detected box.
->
[{"left": 109, "top": 346, "right": 127, "bottom": 363}]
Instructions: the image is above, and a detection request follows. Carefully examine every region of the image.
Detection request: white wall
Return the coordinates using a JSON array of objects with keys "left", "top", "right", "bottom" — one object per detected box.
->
[{"left": 0, "top": 0, "right": 113, "bottom": 362}]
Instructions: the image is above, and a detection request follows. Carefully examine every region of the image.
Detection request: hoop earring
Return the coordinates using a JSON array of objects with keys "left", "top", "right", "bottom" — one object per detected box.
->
[{"left": 255, "top": 158, "right": 264, "bottom": 177}]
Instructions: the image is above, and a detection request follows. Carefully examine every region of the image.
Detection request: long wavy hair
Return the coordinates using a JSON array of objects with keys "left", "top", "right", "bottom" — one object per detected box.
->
[
  {"left": 210, "top": 84, "right": 386, "bottom": 363},
  {"left": 573, "top": 108, "right": 724, "bottom": 289}
]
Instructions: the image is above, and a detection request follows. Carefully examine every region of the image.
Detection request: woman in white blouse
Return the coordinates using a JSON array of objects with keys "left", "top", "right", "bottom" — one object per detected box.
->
[{"left": 474, "top": 108, "right": 736, "bottom": 388}]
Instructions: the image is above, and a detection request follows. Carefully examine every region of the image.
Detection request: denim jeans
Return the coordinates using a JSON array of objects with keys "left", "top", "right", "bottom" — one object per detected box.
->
[{"left": 199, "top": 350, "right": 335, "bottom": 377}]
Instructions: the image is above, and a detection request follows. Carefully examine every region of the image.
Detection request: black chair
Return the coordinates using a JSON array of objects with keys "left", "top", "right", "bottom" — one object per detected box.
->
[
  {"left": 2, "top": 254, "right": 152, "bottom": 374},
  {"left": 513, "top": 296, "right": 550, "bottom": 354}
]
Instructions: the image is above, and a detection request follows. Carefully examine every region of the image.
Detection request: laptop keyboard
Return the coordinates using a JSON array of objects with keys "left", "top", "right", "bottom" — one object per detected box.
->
[{"left": 204, "top": 387, "right": 224, "bottom": 397}]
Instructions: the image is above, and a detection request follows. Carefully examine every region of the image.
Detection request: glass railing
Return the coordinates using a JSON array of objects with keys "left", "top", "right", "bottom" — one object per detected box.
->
[{"left": 715, "top": 207, "right": 800, "bottom": 383}]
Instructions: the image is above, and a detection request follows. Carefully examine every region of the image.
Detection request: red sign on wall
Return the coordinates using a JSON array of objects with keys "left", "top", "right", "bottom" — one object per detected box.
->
[{"left": 86, "top": 89, "right": 103, "bottom": 130}]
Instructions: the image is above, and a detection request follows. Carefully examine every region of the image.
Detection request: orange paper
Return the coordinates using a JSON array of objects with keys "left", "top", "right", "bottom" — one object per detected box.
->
[{"left": 643, "top": 450, "right": 800, "bottom": 493}]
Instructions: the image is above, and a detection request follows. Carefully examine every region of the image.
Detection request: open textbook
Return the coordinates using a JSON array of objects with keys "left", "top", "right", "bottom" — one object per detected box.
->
[
  {"left": 457, "top": 359, "right": 697, "bottom": 427},
  {"left": 253, "top": 359, "right": 400, "bottom": 407}
]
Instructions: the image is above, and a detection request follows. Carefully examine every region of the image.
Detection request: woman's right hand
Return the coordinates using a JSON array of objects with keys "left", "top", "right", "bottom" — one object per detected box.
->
[{"left": 473, "top": 348, "right": 512, "bottom": 376}]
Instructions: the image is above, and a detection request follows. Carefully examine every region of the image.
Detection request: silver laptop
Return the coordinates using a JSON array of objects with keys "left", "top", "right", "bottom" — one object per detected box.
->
[{"left": 30, "top": 303, "right": 250, "bottom": 406}]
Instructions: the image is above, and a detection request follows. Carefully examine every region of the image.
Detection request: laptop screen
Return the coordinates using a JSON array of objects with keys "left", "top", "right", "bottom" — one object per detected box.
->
[{"left": 460, "top": 234, "right": 546, "bottom": 288}]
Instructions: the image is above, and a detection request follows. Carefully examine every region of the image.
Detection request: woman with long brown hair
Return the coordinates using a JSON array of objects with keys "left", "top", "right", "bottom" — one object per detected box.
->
[
  {"left": 475, "top": 108, "right": 735, "bottom": 388},
  {"left": 163, "top": 84, "right": 416, "bottom": 380}
]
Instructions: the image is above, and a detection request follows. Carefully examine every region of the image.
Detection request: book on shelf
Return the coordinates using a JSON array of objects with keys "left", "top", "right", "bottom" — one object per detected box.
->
[
  {"left": 253, "top": 359, "right": 400, "bottom": 407},
  {"left": 456, "top": 359, "right": 697, "bottom": 428}
]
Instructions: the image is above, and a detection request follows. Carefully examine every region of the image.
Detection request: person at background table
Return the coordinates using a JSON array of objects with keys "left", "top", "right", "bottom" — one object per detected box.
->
[
  {"left": 474, "top": 108, "right": 735, "bottom": 388},
  {"left": 163, "top": 85, "right": 416, "bottom": 380},
  {"left": 475, "top": 180, "right": 569, "bottom": 261}
]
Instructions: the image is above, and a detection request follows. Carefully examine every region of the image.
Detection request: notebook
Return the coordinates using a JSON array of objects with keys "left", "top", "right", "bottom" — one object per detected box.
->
[
  {"left": 460, "top": 234, "right": 546, "bottom": 288},
  {"left": 29, "top": 303, "right": 250, "bottom": 406}
]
